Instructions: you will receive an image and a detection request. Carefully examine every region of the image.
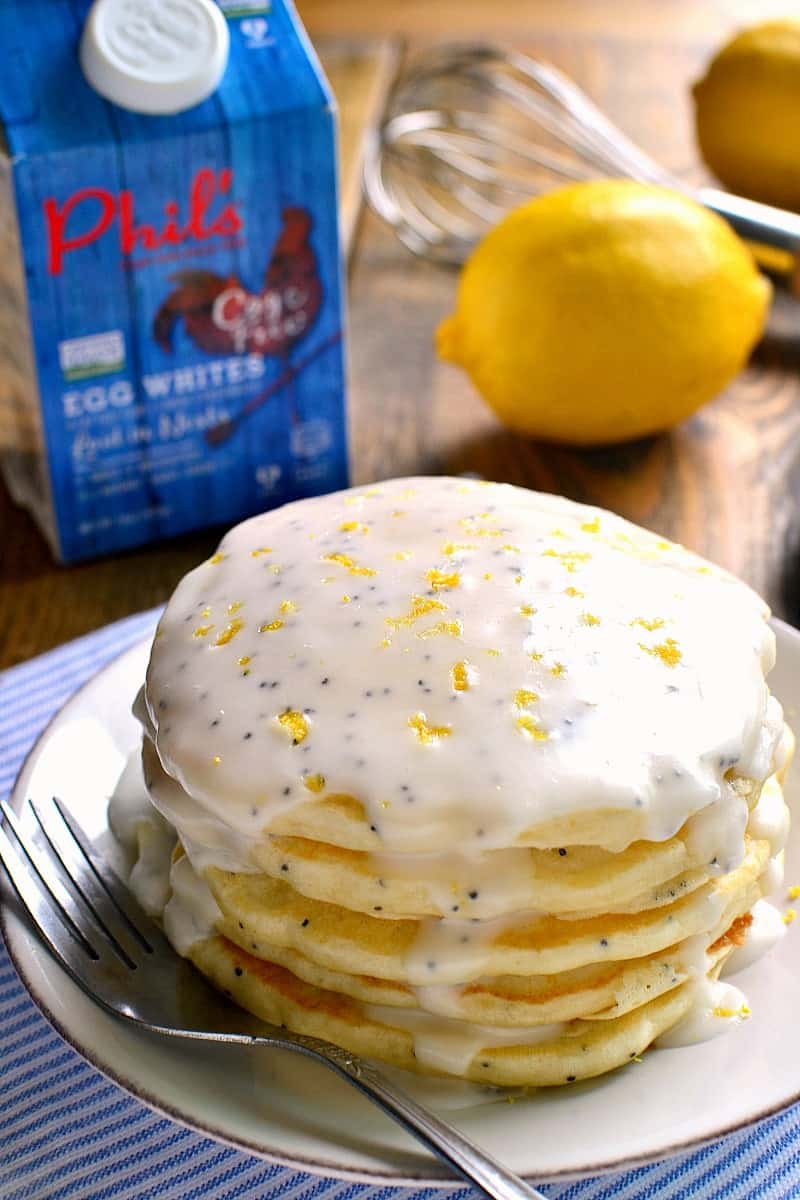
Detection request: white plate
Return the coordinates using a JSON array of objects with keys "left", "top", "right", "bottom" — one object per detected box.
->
[{"left": 3, "top": 622, "right": 800, "bottom": 1184}]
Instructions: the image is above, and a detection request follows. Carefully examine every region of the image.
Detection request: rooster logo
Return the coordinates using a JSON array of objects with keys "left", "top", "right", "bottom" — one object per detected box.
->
[
  {"left": 153, "top": 206, "right": 338, "bottom": 445},
  {"left": 154, "top": 206, "right": 322, "bottom": 357}
]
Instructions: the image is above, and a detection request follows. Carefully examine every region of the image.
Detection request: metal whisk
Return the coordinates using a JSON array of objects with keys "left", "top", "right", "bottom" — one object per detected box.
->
[{"left": 363, "top": 43, "right": 800, "bottom": 270}]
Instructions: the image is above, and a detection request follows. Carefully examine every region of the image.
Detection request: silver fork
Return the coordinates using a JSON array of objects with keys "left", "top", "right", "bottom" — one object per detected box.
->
[{"left": 0, "top": 796, "right": 546, "bottom": 1200}]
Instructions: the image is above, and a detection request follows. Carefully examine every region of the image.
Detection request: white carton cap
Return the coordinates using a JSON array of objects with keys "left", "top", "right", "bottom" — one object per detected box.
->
[{"left": 80, "top": 0, "right": 230, "bottom": 115}]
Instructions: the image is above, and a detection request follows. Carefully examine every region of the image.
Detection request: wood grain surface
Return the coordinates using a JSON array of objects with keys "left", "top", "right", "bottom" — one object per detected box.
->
[{"left": 3, "top": 0, "right": 800, "bottom": 669}]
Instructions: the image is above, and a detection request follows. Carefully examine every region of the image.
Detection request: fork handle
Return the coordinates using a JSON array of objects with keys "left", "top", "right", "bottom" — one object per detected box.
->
[{"left": 291, "top": 1042, "right": 547, "bottom": 1200}]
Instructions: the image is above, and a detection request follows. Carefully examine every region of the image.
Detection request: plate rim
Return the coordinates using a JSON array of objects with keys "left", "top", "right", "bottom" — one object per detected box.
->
[{"left": 3, "top": 623, "right": 800, "bottom": 1185}]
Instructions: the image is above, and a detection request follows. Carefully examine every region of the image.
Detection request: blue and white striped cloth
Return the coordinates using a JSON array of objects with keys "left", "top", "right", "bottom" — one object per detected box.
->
[{"left": 2, "top": 612, "right": 800, "bottom": 1199}]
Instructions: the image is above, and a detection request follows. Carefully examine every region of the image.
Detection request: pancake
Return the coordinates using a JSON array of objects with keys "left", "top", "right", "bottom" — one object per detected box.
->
[
  {"left": 187, "top": 932, "right": 731, "bottom": 1087},
  {"left": 212, "top": 936, "right": 697, "bottom": 1024},
  {"left": 201, "top": 836, "right": 768, "bottom": 985},
  {"left": 111, "top": 477, "right": 791, "bottom": 1085},
  {"left": 143, "top": 736, "right": 721, "bottom": 920}
]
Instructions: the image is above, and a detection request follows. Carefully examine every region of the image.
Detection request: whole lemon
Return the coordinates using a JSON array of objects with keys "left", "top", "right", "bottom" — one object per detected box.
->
[
  {"left": 436, "top": 180, "right": 770, "bottom": 445},
  {"left": 693, "top": 20, "right": 800, "bottom": 209}
]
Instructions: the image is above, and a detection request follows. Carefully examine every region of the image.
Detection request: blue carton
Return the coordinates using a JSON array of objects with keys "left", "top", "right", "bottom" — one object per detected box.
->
[{"left": 0, "top": 0, "right": 348, "bottom": 562}]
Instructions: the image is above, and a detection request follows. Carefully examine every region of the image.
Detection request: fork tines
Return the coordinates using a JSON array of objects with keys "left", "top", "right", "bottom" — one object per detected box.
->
[{"left": 0, "top": 796, "right": 161, "bottom": 975}]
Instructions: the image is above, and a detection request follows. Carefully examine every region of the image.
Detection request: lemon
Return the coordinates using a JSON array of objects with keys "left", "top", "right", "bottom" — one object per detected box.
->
[
  {"left": 693, "top": 20, "right": 800, "bottom": 210},
  {"left": 436, "top": 180, "right": 770, "bottom": 445}
]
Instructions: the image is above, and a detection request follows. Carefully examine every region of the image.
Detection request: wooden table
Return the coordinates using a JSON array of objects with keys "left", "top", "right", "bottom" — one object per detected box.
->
[{"left": 3, "top": 0, "right": 800, "bottom": 669}]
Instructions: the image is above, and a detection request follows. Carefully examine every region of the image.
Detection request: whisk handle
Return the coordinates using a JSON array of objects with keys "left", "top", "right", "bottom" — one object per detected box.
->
[{"left": 699, "top": 187, "right": 800, "bottom": 259}]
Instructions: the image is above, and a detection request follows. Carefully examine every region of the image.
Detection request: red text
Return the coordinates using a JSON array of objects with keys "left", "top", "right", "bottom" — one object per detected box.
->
[{"left": 44, "top": 168, "right": 242, "bottom": 275}]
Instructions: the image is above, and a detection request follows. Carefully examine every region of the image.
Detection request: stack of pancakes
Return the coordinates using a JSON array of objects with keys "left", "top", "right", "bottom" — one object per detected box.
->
[{"left": 116, "top": 477, "right": 791, "bottom": 1086}]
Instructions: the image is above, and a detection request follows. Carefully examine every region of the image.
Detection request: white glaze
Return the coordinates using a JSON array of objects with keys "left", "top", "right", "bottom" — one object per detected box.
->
[
  {"left": 142, "top": 735, "right": 259, "bottom": 875},
  {"left": 748, "top": 776, "right": 791, "bottom": 858},
  {"left": 144, "top": 478, "right": 783, "bottom": 862},
  {"left": 763, "top": 853, "right": 786, "bottom": 896},
  {"left": 108, "top": 750, "right": 176, "bottom": 916},
  {"left": 684, "top": 794, "right": 749, "bottom": 874},
  {"left": 367, "top": 846, "right": 544, "bottom": 920},
  {"left": 722, "top": 899, "right": 786, "bottom": 977},
  {"left": 655, "top": 895, "right": 789, "bottom": 1049},
  {"left": 163, "top": 853, "right": 224, "bottom": 957},
  {"left": 655, "top": 978, "right": 749, "bottom": 1049},
  {"left": 363, "top": 1004, "right": 564, "bottom": 1075},
  {"left": 405, "top": 911, "right": 529, "bottom": 986}
]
